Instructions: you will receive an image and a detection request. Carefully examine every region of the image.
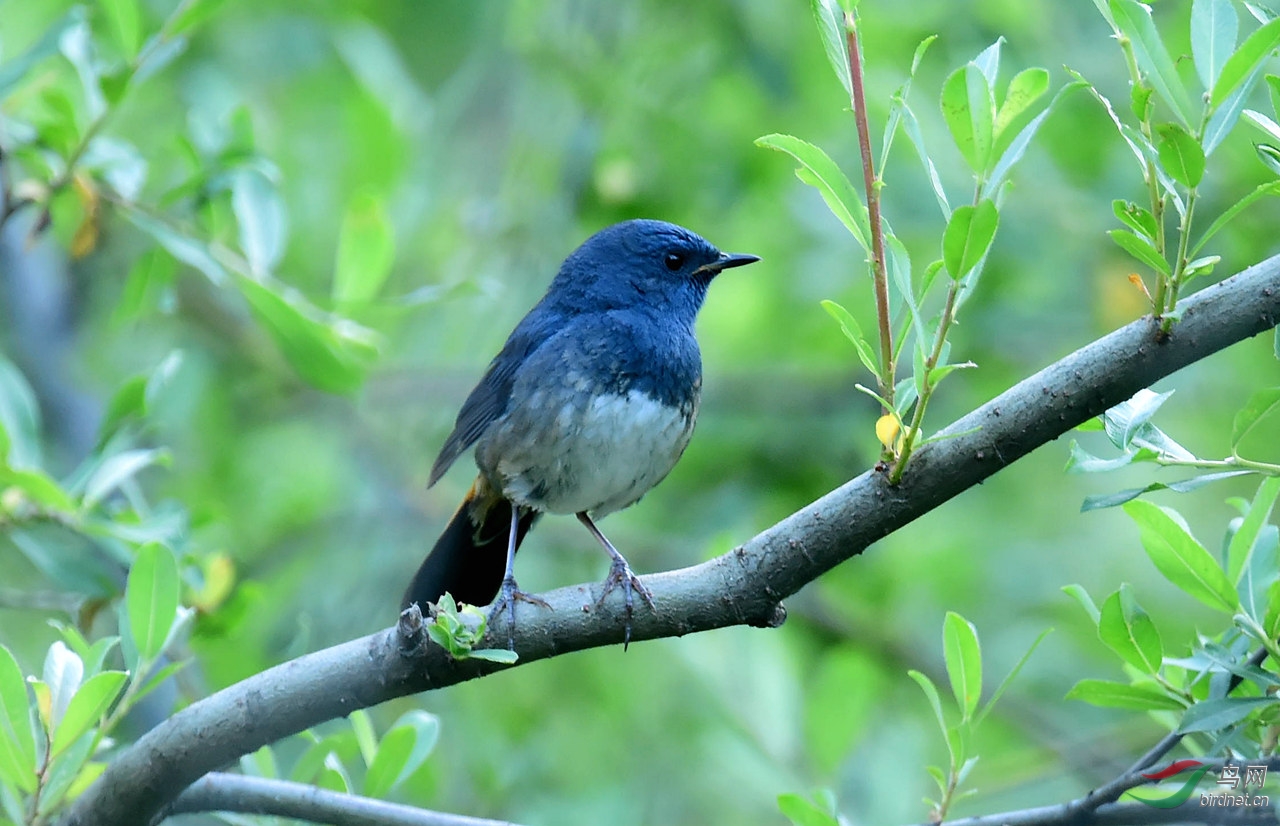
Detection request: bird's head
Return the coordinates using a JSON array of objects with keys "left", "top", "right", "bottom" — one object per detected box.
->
[{"left": 549, "top": 219, "right": 759, "bottom": 321}]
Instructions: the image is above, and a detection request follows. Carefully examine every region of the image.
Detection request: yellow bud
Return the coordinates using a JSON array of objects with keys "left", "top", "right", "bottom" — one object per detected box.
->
[{"left": 876, "top": 414, "right": 901, "bottom": 450}]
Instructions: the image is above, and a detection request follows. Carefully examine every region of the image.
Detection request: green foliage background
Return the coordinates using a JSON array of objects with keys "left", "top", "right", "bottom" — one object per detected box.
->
[{"left": 2, "top": 0, "right": 1280, "bottom": 824}]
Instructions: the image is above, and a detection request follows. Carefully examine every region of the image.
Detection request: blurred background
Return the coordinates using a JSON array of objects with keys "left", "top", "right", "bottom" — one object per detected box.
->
[{"left": 2, "top": 0, "right": 1279, "bottom": 824}]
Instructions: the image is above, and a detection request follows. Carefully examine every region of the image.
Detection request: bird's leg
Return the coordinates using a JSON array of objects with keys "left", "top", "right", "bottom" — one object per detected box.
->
[
  {"left": 577, "top": 512, "right": 655, "bottom": 648},
  {"left": 488, "top": 503, "right": 550, "bottom": 649}
]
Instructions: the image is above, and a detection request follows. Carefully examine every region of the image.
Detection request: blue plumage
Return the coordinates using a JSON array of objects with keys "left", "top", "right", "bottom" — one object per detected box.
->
[{"left": 405, "top": 219, "right": 759, "bottom": 646}]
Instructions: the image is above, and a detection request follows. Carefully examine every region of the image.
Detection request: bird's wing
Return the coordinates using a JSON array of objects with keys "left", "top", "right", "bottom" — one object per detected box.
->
[{"left": 428, "top": 309, "right": 561, "bottom": 486}]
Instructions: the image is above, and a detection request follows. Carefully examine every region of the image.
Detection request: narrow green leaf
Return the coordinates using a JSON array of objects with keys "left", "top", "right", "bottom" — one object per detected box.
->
[
  {"left": 1178, "top": 696, "right": 1278, "bottom": 733},
  {"left": 1063, "top": 584, "right": 1103, "bottom": 625},
  {"left": 1081, "top": 471, "right": 1254, "bottom": 511},
  {"left": 778, "top": 792, "right": 841, "bottom": 826},
  {"left": 1270, "top": 73, "right": 1280, "bottom": 117},
  {"left": 1155, "top": 122, "right": 1206, "bottom": 187},
  {"left": 1258, "top": 142, "right": 1280, "bottom": 174},
  {"left": 1124, "top": 500, "right": 1240, "bottom": 613},
  {"left": 1066, "top": 678, "right": 1185, "bottom": 710},
  {"left": 809, "top": 0, "right": 851, "bottom": 95},
  {"left": 1108, "top": 229, "right": 1172, "bottom": 275},
  {"left": 1190, "top": 179, "right": 1280, "bottom": 256},
  {"left": 756, "top": 134, "right": 871, "bottom": 253},
  {"left": 230, "top": 168, "right": 287, "bottom": 276},
  {"left": 0, "top": 646, "right": 35, "bottom": 793},
  {"left": 974, "top": 628, "right": 1052, "bottom": 727},
  {"left": 170, "top": 0, "right": 229, "bottom": 36},
  {"left": 1193, "top": 0, "right": 1239, "bottom": 91},
  {"left": 1098, "top": 586, "right": 1163, "bottom": 674},
  {"left": 333, "top": 194, "right": 395, "bottom": 305},
  {"left": 908, "top": 669, "right": 948, "bottom": 735},
  {"left": 994, "top": 67, "right": 1050, "bottom": 143},
  {"left": 899, "top": 101, "right": 951, "bottom": 217},
  {"left": 1232, "top": 386, "right": 1280, "bottom": 449},
  {"left": 0, "top": 467, "right": 77, "bottom": 512},
  {"left": 941, "top": 64, "right": 995, "bottom": 173},
  {"left": 99, "top": 0, "right": 141, "bottom": 59},
  {"left": 943, "top": 612, "right": 982, "bottom": 720},
  {"left": 1110, "top": 0, "right": 1196, "bottom": 125},
  {"left": 49, "top": 671, "right": 126, "bottom": 758},
  {"left": 1211, "top": 16, "right": 1280, "bottom": 108},
  {"left": 126, "top": 543, "right": 181, "bottom": 663},
  {"left": 82, "top": 448, "right": 168, "bottom": 510},
  {"left": 1113, "top": 199, "right": 1160, "bottom": 240},
  {"left": 986, "top": 80, "right": 1086, "bottom": 198},
  {"left": 942, "top": 199, "right": 999, "bottom": 279},
  {"left": 364, "top": 710, "right": 439, "bottom": 797},
  {"left": 1227, "top": 477, "right": 1280, "bottom": 583},
  {"left": 820, "top": 300, "right": 881, "bottom": 377},
  {"left": 124, "top": 211, "right": 228, "bottom": 285},
  {"left": 235, "top": 274, "right": 380, "bottom": 394}
]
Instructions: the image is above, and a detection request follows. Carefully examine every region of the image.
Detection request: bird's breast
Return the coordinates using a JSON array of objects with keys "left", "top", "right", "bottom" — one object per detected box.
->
[{"left": 479, "top": 385, "right": 698, "bottom": 517}]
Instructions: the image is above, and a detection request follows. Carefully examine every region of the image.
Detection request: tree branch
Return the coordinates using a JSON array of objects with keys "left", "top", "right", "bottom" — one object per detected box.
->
[
  {"left": 63, "top": 254, "right": 1280, "bottom": 826},
  {"left": 163, "top": 772, "right": 526, "bottom": 826}
]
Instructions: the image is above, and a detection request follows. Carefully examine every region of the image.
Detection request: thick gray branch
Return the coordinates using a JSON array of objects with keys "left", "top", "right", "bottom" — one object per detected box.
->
[{"left": 63, "top": 255, "right": 1280, "bottom": 826}]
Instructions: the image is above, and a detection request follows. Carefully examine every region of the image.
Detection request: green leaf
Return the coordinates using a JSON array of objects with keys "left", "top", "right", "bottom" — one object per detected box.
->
[
  {"left": 126, "top": 543, "right": 181, "bottom": 663},
  {"left": 235, "top": 274, "right": 380, "bottom": 394},
  {"left": 942, "top": 199, "right": 999, "bottom": 279},
  {"left": 941, "top": 63, "right": 995, "bottom": 173},
  {"left": 908, "top": 669, "right": 948, "bottom": 735},
  {"left": 1190, "top": 180, "right": 1280, "bottom": 255},
  {"left": 1232, "top": 386, "right": 1280, "bottom": 449},
  {"left": 1108, "top": 229, "right": 1171, "bottom": 275},
  {"left": 756, "top": 134, "right": 870, "bottom": 253},
  {"left": 0, "top": 646, "right": 35, "bottom": 793},
  {"left": 99, "top": 0, "right": 141, "bottom": 59},
  {"left": 974, "top": 628, "right": 1052, "bottom": 727},
  {"left": 42, "top": 642, "right": 83, "bottom": 734},
  {"left": 363, "top": 710, "right": 439, "bottom": 798},
  {"left": 986, "top": 80, "right": 1086, "bottom": 199},
  {"left": 1081, "top": 471, "right": 1254, "bottom": 511},
  {"left": 0, "top": 8, "right": 85, "bottom": 99},
  {"left": 778, "top": 792, "right": 842, "bottom": 826},
  {"left": 1124, "top": 500, "right": 1240, "bottom": 613},
  {"left": 0, "top": 467, "right": 76, "bottom": 513},
  {"left": 994, "top": 67, "right": 1050, "bottom": 143},
  {"left": 1193, "top": 0, "right": 1239, "bottom": 91},
  {"left": 1098, "top": 586, "right": 1163, "bottom": 674},
  {"left": 1155, "top": 123, "right": 1206, "bottom": 187},
  {"left": 0, "top": 357, "right": 41, "bottom": 469},
  {"left": 333, "top": 194, "right": 396, "bottom": 305},
  {"left": 1259, "top": 142, "right": 1280, "bottom": 174},
  {"left": 124, "top": 211, "right": 228, "bottom": 285},
  {"left": 82, "top": 448, "right": 168, "bottom": 510},
  {"left": 820, "top": 300, "right": 881, "bottom": 378},
  {"left": 1066, "top": 678, "right": 1185, "bottom": 710},
  {"left": 1178, "top": 696, "right": 1279, "bottom": 733},
  {"left": 809, "top": 0, "right": 851, "bottom": 95},
  {"left": 1113, "top": 199, "right": 1160, "bottom": 240},
  {"left": 1227, "top": 477, "right": 1280, "bottom": 583},
  {"left": 1063, "top": 584, "right": 1102, "bottom": 625},
  {"left": 230, "top": 167, "right": 287, "bottom": 276},
  {"left": 943, "top": 612, "right": 982, "bottom": 720},
  {"left": 464, "top": 648, "right": 519, "bottom": 664},
  {"left": 169, "top": 0, "right": 229, "bottom": 36},
  {"left": 1211, "top": 16, "right": 1280, "bottom": 108},
  {"left": 49, "top": 671, "right": 126, "bottom": 758},
  {"left": 1110, "top": 0, "right": 1196, "bottom": 125}
]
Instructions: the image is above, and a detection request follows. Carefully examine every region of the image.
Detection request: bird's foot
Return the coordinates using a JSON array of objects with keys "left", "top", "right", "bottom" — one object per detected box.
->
[
  {"left": 488, "top": 575, "right": 551, "bottom": 650},
  {"left": 597, "top": 556, "right": 655, "bottom": 649}
]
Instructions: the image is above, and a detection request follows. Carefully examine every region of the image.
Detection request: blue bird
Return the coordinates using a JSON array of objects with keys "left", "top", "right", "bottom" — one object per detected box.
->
[{"left": 402, "top": 219, "right": 760, "bottom": 645}]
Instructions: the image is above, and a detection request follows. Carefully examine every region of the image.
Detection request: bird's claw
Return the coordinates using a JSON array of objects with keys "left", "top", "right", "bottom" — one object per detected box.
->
[
  {"left": 488, "top": 575, "right": 551, "bottom": 650},
  {"left": 598, "top": 557, "right": 655, "bottom": 648}
]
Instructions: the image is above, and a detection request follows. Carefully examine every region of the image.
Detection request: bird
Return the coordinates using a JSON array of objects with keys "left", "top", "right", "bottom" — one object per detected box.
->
[{"left": 401, "top": 219, "right": 759, "bottom": 646}]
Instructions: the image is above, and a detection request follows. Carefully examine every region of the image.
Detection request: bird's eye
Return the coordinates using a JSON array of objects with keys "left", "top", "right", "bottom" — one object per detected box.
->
[{"left": 664, "top": 252, "right": 686, "bottom": 271}]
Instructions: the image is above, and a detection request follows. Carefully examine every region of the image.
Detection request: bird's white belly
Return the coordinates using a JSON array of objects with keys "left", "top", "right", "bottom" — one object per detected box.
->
[{"left": 493, "top": 389, "right": 696, "bottom": 517}]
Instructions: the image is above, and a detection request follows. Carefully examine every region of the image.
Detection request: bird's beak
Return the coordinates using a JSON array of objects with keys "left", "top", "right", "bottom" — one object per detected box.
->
[{"left": 695, "top": 252, "right": 761, "bottom": 276}]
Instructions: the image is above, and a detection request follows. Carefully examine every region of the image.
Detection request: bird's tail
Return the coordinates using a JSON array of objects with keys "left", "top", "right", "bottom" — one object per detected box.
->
[{"left": 402, "top": 478, "right": 539, "bottom": 612}]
